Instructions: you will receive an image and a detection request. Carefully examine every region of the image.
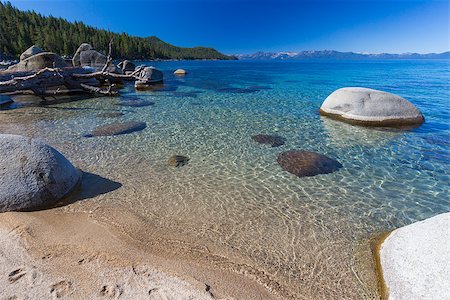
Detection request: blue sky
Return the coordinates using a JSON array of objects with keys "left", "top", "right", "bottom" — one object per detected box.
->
[{"left": 6, "top": 0, "right": 450, "bottom": 54}]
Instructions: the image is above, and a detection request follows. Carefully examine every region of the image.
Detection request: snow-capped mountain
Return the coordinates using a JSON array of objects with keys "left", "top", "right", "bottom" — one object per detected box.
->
[{"left": 234, "top": 50, "right": 450, "bottom": 60}]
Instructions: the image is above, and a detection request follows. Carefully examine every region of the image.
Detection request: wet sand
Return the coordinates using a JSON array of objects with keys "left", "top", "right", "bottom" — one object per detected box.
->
[{"left": 0, "top": 208, "right": 279, "bottom": 299}]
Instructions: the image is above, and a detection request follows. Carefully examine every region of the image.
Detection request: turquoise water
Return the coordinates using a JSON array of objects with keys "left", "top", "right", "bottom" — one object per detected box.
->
[{"left": 1, "top": 59, "right": 449, "bottom": 298}]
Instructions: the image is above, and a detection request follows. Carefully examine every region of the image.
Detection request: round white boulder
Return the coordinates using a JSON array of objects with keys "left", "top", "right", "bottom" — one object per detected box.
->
[
  {"left": 320, "top": 87, "right": 424, "bottom": 127},
  {"left": 380, "top": 213, "right": 450, "bottom": 300},
  {"left": 0, "top": 134, "right": 80, "bottom": 212},
  {"left": 174, "top": 69, "right": 187, "bottom": 75}
]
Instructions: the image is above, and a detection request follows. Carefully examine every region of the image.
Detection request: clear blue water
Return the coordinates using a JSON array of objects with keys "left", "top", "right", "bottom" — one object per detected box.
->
[{"left": 1, "top": 59, "right": 449, "bottom": 299}]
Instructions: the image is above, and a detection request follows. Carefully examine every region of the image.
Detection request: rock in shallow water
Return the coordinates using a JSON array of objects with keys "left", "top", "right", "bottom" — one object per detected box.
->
[
  {"left": 0, "top": 134, "right": 80, "bottom": 212},
  {"left": 85, "top": 121, "right": 147, "bottom": 137},
  {"left": 277, "top": 150, "right": 342, "bottom": 177},
  {"left": 319, "top": 87, "right": 424, "bottom": 127},
  {"left": 380, "top": 212, "right": 450, "bottom": 300},
  {"left": 168, "top": 155, "right": 190, "bottom": 167},
  {"left": 251, "top": 134, "right": 286, "bottom": 147}
]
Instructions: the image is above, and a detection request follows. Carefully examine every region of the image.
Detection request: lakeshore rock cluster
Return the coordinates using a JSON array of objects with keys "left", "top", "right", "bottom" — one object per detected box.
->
[{"left": 0, "top": 134, "right": 80, "bottom": 212}]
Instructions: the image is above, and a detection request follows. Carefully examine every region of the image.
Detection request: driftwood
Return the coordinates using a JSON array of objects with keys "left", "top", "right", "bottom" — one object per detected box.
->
[{"left": 0, "top": 40, "right": 155, "bottom": 98}]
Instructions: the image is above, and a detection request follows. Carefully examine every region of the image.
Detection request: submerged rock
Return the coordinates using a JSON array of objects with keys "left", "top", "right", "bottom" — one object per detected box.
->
[
  {"left": 117, "top": 100, "right": 155, "bottom": 107},
  {"left": 97, "top": 112, "right": 125, "bottom": 118},
  {"left": 320, "top": 87, "right": 424, "bottom": 127},
  {"left": 0, "top": 134, "right": 80, "bottom": 212},
  {"left": 174, "top": 69, "right": 187, "bottom": 75},
  {"left": 380, "top": 212, "right": 450, "bottom": 300},
  {"left": 85, "top": 121, "right": 147, "bottom": 137},
  {"left": 251, "top": 134, "right": 286, "bottom": 147},
  {"left": 6, "top": 52, "right": 69, "bottom": 73},
  {"left": 277, "top": 150, "right": 342, "bottom": 177},
  {"left": 168, "top": 155, "right": 190, "bottom": 167},
  {"left": 20, "top": 45, "right": 44, "bottom": 61}
]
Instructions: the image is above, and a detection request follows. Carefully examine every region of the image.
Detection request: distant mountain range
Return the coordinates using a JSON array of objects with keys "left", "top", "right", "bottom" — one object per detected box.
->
[{"left": 235, "top": 50, "right": 450, "bottom": 60}]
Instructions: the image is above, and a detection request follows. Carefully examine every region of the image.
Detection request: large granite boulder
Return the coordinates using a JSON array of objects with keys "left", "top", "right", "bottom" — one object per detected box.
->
[
  {"left": 117, "top": 60, "right": 136, "bottom": 74},
  {"left": 72, "top": 43, "right": 119, "bottom": 73},
  {"left": 380, "top": 213, "right": 450, "bottom": 300},
  {"left": 20, "top": 45, "right": 44, "bottom": 61},
  {"left": 277, "top": 150, "right": 342, "bottom": 177},
  {"left": 0, "top": 134, "right": 80, "bottom": 212},
  {"left": 72, "top": 43, "right": 93, "bottom": 67},
  {"left": 85, "top": 121, "right": 147, "bottom": 137},
  {"left": 135, "top": 67, "right": 163, "bottom": 90},
  {"left": 320, "top": 87, "right": 424, "bottom": 127},
  {"left": 6, "top": 52, "right": 69, "bottom": 73}
]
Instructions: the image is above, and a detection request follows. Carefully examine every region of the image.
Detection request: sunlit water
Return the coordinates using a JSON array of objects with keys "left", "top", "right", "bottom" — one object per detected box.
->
[{"left": 1, "top": 60, "right": 449, "bottom": 299}]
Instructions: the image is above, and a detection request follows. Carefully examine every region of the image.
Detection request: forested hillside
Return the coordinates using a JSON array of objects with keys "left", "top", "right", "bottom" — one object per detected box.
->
[{"left": 0, "top": 1, "right": 233, "bottom": 60}]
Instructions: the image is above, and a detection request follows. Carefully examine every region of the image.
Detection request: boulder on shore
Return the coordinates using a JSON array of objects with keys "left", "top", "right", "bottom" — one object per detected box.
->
[
  {"left": 0, "top": 134, "right": 80, "bottom": 212},
  {"left": 20, "top": 45, "right": 44, "bottom": 61},
  {"left": 6, "top": 52, "right": 69, "bottom": 73},
  {"left": 277, "top": 150, "right": 342, "bottom": 177},
  {"left": 380, "top": 212, "right": 450, "bottom": 300},
  {"left": 72, "top": 43, "right": 120, "bottom": 73},
  {"left": 319, "top": 87, "right": 424, "bottom": 127}
]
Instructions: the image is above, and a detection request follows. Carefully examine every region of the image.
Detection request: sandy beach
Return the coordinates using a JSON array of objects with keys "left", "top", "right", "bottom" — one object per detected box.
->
[{"left": 0, "top": 207, "right": 279, "bottom": 299}]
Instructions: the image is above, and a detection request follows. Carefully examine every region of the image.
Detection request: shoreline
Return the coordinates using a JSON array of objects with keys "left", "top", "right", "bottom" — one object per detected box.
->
[{"left": 0, "top": 208, "right": 280, "bottom": 299}]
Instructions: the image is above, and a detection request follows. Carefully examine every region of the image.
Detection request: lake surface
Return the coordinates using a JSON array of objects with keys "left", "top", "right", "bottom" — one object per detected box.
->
[{"left": 1, "top": 60, "right": 449, "bottom": 299}]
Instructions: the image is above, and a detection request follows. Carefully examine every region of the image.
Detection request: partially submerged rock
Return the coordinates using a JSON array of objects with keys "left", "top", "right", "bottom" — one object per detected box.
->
[
  {"left": 277, "top": 150, "right": 342, "bottom": 177},
  {"left": 380, "top": 213, "right": 450, "bottom": 300},
  {"left": 251, "top": 134, "right": 286, "bottom": 147},
  {"left": 6, "top": 52, "right": 69, "bottom": 73},
  {"left": 319, "top": 87, "right": 424, "bottom": 127},
  {"left": 174, "top": 69, "right": 187, "bottom": 75},
  {"left": 0, "top": 134, "right": 80, "bottom": 212},
  {"left": 20, "top": 45, "right": 44, "bottom": 61},
  {"left": 168, "top": 155, "right": 190, "bottom": 167},
  {"left": 135, "top": 67, "right": 163, "bottom": 90},
  {"left": 85, "top": 121, "right": 147, "bottom": 137},
  {"left": 118, "top": 60, "right": 136, "bottom": 74}
]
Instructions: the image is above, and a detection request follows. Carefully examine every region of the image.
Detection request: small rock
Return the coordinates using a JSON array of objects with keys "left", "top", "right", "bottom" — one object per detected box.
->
[
  {"left": 168, "top": 155, "right": 190, "bottom": 167},
  {"left": 85, "top": 121, "right": 147, "bottom": 137},
  {"left": 251, "top": 134, "right": 286, "bottom": 147},
  {"left": 174, "top": 69, "right": 187, "bottom": 75},
  {"left": 277, "top": 150, "right": 342, "bottom": 177}
]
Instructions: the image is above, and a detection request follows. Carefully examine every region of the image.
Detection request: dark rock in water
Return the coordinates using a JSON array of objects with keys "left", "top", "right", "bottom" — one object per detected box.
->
[
  {"left": 6, "top": 52, "right": 68, "bottom": 73},
  {"left": 277, "top": 150, "right": 342, "bottom": 177},
  {"left": 247, "top": 85, "right": 272, "bottom": 90},
  {"left": 85, "top": 121, "right": 146, "bottom": 137},
  {"left": 170, "top": 91, "right": 199, "bottom": 98},
  {"left": 168, "top": 155, "right": 190, "bottom": 167},
  {"left": 252, "top": 134, "right": 286, "bottom": 147},
  {"left": 135, "top": 67, "right": 163, "bottom": 90},
  {"left": 217, "top": 87, "right": 260, "bottom": 94},
  {"left": 117, "top": 100, "right": 155, "bottom": 107},
  {"left": 20, "top": 45, "right": 44, "bottom": 61},
  {"left": 97, "top": 112, "right": 125, "bottom": 118}
]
